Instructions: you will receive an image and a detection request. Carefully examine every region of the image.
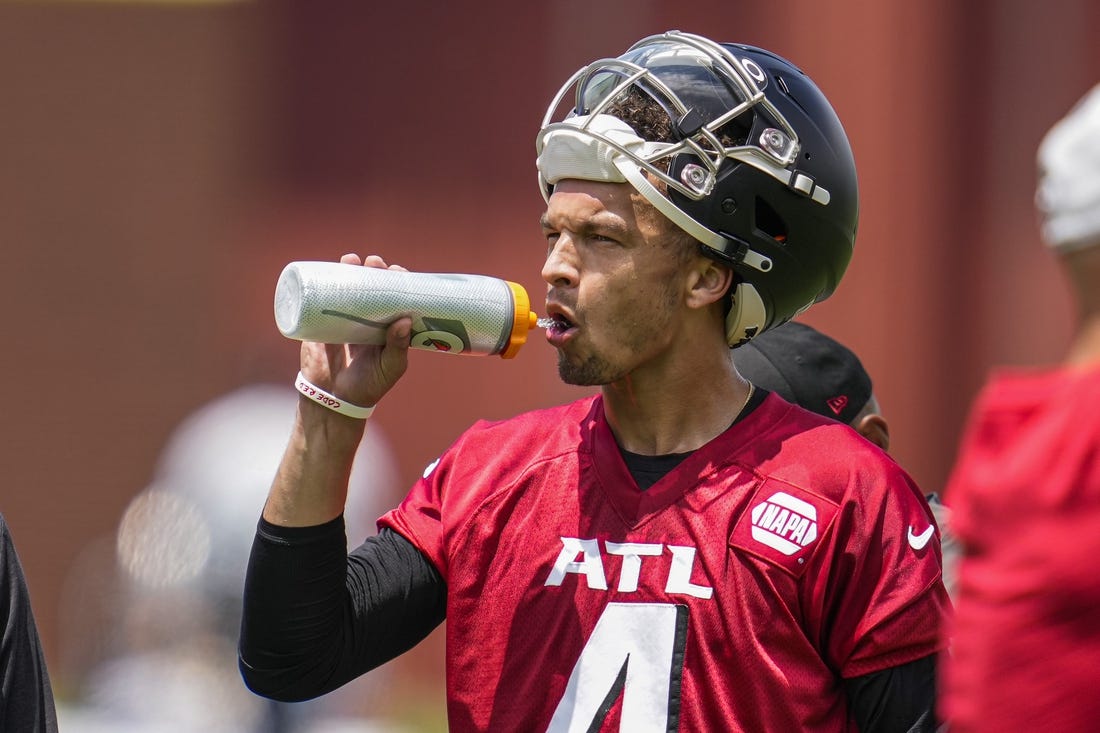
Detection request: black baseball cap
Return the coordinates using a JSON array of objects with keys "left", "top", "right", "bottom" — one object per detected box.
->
[{"left": 733, "top": 321, "right": 873, "bottom": 425}]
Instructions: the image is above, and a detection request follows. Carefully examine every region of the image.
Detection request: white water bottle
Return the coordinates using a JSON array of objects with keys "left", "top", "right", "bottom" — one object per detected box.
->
[{"left": 274, "top": 261, "right": 539, "bottom": 358}]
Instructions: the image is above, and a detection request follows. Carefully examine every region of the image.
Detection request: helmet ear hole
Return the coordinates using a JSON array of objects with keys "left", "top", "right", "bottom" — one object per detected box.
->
[{"left": 754, "top": 198, "right": 787, "bottom": 242}]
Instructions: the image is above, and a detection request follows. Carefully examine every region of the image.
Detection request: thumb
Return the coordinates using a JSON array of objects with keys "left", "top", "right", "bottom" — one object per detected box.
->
[{"left": 380, "top": 317, "right": 412, "bottom": 381}]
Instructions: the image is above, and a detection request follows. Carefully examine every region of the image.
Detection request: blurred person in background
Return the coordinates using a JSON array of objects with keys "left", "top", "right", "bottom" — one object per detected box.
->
[
  {"left": 0, "top": 514, "right": 58, "bottom": 732},
  {"left": 733, "top": 320, "right": 958, "bottom": 599},
  {"left": 56, "top": 384, "right": 408, "bottom": 733},
  {"left": 940, "top": 82, "right": 1100, "bottom": 731},
  {"left": 733, "top": 320, "right": 888, "bottom": 448}
]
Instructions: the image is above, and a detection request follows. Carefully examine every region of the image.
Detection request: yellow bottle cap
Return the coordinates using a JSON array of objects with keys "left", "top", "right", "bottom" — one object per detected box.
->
[{"left": 501, "top": 281, "right": 537, "bottom": 359}]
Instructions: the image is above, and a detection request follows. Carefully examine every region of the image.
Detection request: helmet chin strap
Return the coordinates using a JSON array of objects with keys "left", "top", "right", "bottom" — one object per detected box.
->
[
  {"left": 726, "top": 282, "right": 766, "bottom": 347},
  {"left": 614, "top": 158, "right": 728, "bottom": 250},
  {"left": 618, "top": 159, "right": 775, "bottom": 274}
]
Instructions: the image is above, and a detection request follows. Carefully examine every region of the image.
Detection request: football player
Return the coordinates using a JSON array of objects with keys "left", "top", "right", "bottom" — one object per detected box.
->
[
  {"left": 240, "top": 31, "right": 949, "bottom": 731},
  {"left": 941, "top": 81, "right": 1100, "bottom": 732}
]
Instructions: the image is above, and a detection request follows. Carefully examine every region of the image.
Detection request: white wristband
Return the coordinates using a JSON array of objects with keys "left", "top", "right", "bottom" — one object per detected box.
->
[{"left": 294, "top": 372, "right": 375, "bottom": 419}]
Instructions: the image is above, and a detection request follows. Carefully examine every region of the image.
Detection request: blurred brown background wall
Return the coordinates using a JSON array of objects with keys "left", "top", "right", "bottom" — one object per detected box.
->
[{"left": 1, "top": 0, "right": 1098, "bottom": 722}]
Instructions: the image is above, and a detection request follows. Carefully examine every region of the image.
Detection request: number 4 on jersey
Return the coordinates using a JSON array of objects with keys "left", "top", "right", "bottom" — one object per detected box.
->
[{"left": 547, "top": 602, "right": 688, "bottom": 733}]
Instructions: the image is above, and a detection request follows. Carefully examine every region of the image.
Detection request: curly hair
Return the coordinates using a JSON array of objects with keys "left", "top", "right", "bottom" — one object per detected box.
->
[
  {"left": 604, "top": 85, "right": 741, "bottom": 288},
  {"left": 604, "top": 87, "right": 679, "bottom": 146}
]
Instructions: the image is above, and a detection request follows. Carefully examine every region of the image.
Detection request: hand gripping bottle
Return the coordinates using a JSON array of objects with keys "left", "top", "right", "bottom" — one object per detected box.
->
[{"left": 274, "top": 261, "right": 539, "bottom": 358}]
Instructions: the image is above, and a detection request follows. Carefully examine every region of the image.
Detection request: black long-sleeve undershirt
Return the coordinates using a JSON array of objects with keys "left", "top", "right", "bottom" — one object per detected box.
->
[
  {"left": 0, "top": 515, "right": 58, "bottom": 733},
  {"left": 238, "top": 517, "right": 940, "bottom": 731},
  {"left": 238, "top": 519, "right": 444, "bottom": 702}
]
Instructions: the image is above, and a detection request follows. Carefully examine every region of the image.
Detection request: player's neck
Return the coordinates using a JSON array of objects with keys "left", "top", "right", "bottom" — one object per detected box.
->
[{"left": 601, "top": 351, "right": 749, "bottom": 456}]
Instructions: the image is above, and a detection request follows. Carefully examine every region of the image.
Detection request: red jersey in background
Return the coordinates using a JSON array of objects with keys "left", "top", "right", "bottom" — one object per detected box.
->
[{"left": 943, "top": 366, "right": 1100, "bottom": 731}]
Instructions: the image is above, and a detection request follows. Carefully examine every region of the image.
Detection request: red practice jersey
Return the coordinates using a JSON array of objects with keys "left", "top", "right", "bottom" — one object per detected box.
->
[
  {"left": 380, "top": 393, "right": 947, "bottom": 732},
  {"left": 942, "top": 366, "right": 1100, "bottom": 731}
]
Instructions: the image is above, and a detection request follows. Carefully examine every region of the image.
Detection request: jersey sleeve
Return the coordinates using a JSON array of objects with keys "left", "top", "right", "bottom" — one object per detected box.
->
[
  {"left": 804, "top": 451, "right": 950, "bottom": 678},
  {"left": 376, "top": 450, "right": 451, "bottom": 578},
  {"left": 378, "top": 400, "right": 596, "bottom": 586}
]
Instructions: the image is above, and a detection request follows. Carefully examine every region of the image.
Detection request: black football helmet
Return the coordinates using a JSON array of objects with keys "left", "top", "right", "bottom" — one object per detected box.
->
[{"left": 536, "top": 31, "right": 858, "bottom": 346}]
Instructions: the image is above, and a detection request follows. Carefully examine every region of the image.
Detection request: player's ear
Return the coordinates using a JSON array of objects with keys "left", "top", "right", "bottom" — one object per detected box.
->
[
  {"left": 855, "top": 413, "right": 890, "bottom": 452},
  {"left": 686, "top": 258, "right": 734, "bottom": 310}
]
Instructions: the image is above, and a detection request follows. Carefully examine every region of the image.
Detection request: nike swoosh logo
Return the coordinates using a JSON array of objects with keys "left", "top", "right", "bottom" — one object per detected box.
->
[{"left": 908, "top": 525, "right": 935, "bottom": 550}]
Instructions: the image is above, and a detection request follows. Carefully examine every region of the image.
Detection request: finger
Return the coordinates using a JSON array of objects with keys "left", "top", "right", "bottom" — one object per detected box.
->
[
  {"left": 361, "top": 254, "right": 389, "bottom": 269},
  {"left": 380, "top": 317, "right": 412, "bottom": 382},
  {"left": 340, "top": 252, "right": 362, "bottom": 266},
  {"left": 386, "top": 317, "right": 412, "bottom": 353}
]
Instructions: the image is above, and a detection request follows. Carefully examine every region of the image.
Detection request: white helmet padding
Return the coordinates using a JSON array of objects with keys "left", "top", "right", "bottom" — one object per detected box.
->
[
  {"left": 726, "top": 282, "right": 767, "bottom": 347},
  {"left": 537, "top": 113, "right": 660, "bottom": 185}
]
